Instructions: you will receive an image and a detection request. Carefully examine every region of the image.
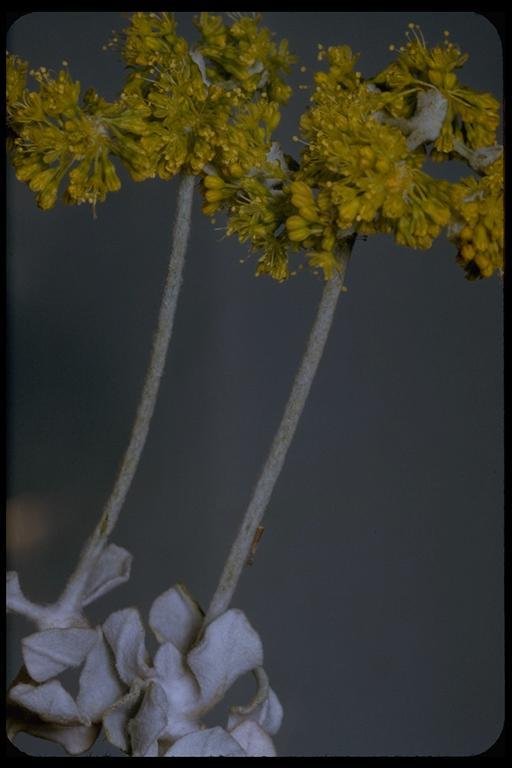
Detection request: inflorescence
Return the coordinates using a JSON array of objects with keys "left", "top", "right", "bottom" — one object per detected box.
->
[
  {"left": 6, "top": 12, "right": 294, "bottom": 212},
  {"left": 202, "top": 25, "right": 503, "bottom": 281},
  {"left": 6, "top": 17, "right": 503, "bottom": 280}
]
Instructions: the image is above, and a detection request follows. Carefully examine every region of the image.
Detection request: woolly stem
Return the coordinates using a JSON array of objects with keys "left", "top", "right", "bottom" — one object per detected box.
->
[
  {"left": 59, "top": 173, "right": 195, "bottom": 610},
  {"left": 204, "top": 239, "right": 352, "bottom": 626}
]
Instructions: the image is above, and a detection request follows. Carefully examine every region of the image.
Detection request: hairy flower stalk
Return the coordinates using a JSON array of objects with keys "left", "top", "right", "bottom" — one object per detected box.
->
[
  {"left": 7, "top": 173, "right": 195, "bottom": 630},
  {"left": 60, "top": 173, "right": 195, "bottom": 612},
  {"left": 204, "top": 239, "right": 352, "bottom": 627}
]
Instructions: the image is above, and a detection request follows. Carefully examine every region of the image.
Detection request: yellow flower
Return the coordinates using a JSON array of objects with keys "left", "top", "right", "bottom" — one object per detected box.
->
[
  {"left": 194, "top": 12, "right": 296, "bottom": 103},
  {"left": 6, "top": 54, "right": 28, "bottom": 110},
  {"left": 255, "top": 239, "right": 289, "bottom": 282},
  {"left": 267, "top": 25, "right": 502, "bottom": 281},
  {"left": 373, "top": 27, "right": 500, "bottom": 160},
  {"left": 7, "top": 12, "right": 294, "bottom": 212},
  {"left": 307, "top": 250, "right": 340, "bottom": 281},
  {"left": 448, "top": 157, "right": 503, "bottom": 279}
]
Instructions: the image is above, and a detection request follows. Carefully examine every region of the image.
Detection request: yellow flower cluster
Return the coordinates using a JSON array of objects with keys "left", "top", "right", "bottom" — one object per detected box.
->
[
  {"left": 448, "top": 155, "right": 504, "bottom": 279},
  {"left": 204, "top": 27, "right": 502, "bottom": 282},
  {"left": 203, "top": 163, "right": 292, "bottom": 281},
  {"left": 7, "top": 18, "right": 503, "bottom": 282},
  {"left": 6, "top": 12, "right": 294, "bottom": 210},
  {"left": 6, "top": 53, "right": 158, "bottom": 209},
  {"left": 194, "top": 12, "right": 294, "bottom": 103},
  {"left": 7, "top": 58, "right": 116, "bottom": 209},
  {"left": 374, "top": 25, "right": 500, "bottom": 156}
]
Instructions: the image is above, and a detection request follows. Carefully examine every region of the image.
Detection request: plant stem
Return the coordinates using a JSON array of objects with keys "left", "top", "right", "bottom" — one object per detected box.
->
[
  {"left": 59, "top": 173, "right": 195, "bottom": 609},
  {"left": 203, "top": 239, "right": 353, "bottom": 627}
]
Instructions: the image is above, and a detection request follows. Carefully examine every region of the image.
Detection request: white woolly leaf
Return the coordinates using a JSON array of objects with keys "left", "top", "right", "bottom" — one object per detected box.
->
[
  {"left": 22, "top": 628, "right": 97, "bottom": 683},
  {"left": 103, "top": 608, "right": 150, "bottom": 685},
  {"left": 76, "top": 628, "right": 125, "bottom": 722},
  {"left": 82, "top": 544, "right": 132, "bottom": 607},
  {"left": 103, "top": 681, "right": 144, "bottom": 753},
  {"left": 6, "top": 571, "right": 23, "bottom": 612},
  {"left": 128, "top": 681, "right": 168, "bottom": 757},
  {"left": 149, "top": 583, "right": 203, "bottom": 651},
  {"left": 152, "top": 641, "right": 200, "bottom": 740},
  {"left": 228, "top": 685, "right": 283, "bottom": 735},
  {"left": 8, "top": 680, "right": 87, "bottom": 726},
  {"left": 230, "top": 719, "right": 276, "bottom": 756},
  {"left": 187, "top": 609, "right": 263, "bottom": 709},
  {"left": 7, "top": 717, "right": 99, "bottom": 755},
  {"left": 164, "top": 726, "right": 246, "bottom": 757}
]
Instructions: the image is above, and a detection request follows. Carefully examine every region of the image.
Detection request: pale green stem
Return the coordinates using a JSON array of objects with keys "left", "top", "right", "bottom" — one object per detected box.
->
[
  {"left": 203, "top": 239, "right": 352, "bottom": 627},
  {"left": 58, "top": 173, "right": 195, "bottom": 610}
]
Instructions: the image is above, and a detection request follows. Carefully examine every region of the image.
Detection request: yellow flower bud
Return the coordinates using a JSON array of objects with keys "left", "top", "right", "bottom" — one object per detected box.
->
[
  {"left": 288, "top": 228, "right": 311, "bottom": 242},
  {"left": 37, "top": 184, "right": 59, "bottom": 209},
  {"left": 251, "top": 225, "right": 268, "bottom": 240},
  {"left": 337, "top": 201, "right": 359, "bottom": 226},
  {"left": 299, "top": 205, "right": 319, "bottom": 223},
  {"left": 104, "top": 161, "right": 121, "bottom": 192},
  {"left": 290, "top": 180, "right": 313, "bottom": 199},
  {"left": 317, "top": 191, "right": 331, "bottom": 212},
  {"left": 205, "top": 188, "right": 226, "bottom": 202},
  {"left": 473, "top": 224, "right": 488, "bottom": 251},
  {"left": 29, "top": 168, "right": 57, "bottom": 192},
  {"left": 359, "top": 146, "right": 374, "bottom": 161},
  {"left": 286, "top": 215, "right": 309, "bottom": 231},
  {"left": 424, "top": 202, "right": 450, "bottom": 226},
  {"left": 358, "top": 145, "right": 374, "bottom": 169},
  {"left": 375, "top": 158, "right": 391, "bottom": 174},
  {"left": 15, "top": 161, "right": 45, "bottom": 183},
  {"left": 461, "top": 244, "right": 475, "bottom": 261},
  {"left": 475, "top": 253, "right": 490, "bottom": 270},
  {"left": 444, "top": 72, "right": 457, "bottom": 90},
  {"left": 428, "top": 69, "right": 443, "bottom": 87},
  {"left": 204, "top": 175, "right": 225, "bottom": 189},
  {"left": 229, "top": 163, "right": 244, "bottom": 178}
]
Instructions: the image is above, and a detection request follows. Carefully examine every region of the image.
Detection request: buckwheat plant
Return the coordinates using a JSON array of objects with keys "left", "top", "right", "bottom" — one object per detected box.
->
[{"left": 6, "top": 13, "right": 503, "bottom": 757}]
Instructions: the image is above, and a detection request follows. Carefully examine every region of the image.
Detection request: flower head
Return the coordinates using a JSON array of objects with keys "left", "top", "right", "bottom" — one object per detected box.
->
[
  {"left": 207, "top": 26, "right": 502, "bottom": 282},
  {"left": 373, "top": 25, "right": 500, "bottom": 157},
  {"left": 448, "top": 155, "right": 504, "bottom": 279},
  {"left": 6, "top": 55, "right": 151, "bottom": 210},
  {"left": 6, "top": 12, "right": 294, "bottom": 210}
]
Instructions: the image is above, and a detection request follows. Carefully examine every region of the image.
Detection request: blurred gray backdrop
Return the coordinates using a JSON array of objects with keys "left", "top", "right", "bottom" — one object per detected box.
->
[{"left": 6, "top": 11, "right": 503, "bottom": 757}]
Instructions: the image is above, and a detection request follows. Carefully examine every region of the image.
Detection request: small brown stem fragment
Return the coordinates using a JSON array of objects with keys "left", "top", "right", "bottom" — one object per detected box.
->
[{"left": 246, "top": 526, "right": 265, "bottom": 567}]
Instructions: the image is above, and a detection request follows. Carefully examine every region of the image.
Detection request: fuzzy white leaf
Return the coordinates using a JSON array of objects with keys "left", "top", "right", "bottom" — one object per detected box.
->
[
  {"left": 6, "top": 571, "right": 23, "bottom": 611},
  {"left": 189, "top": 48, "right": 210, "bottom": 86},
  {"left": 228, "top": 685, "right": 283, "bottom": 735},
  {"left": 8, "top": 680, "right": 87, "bottom": 726},
  {"left": 149, "top": 583, "right": 203, "bottom": 651},
  {"left": 76, "top": 628, "right": 125, "bottom": 722},
  {"left": 230, "top": 719, "right": 276, "bottom": 756},
  {"left": 103, "top": 608, "right": 150, "bottom": 685},
  {"left": 405, "top": 89, "right": 448, "bottom": 150},
  {"left": 6, "top": 571, "right": 44, "bottom": 624},
  {"left": 164, "top": 726, "right": 246, "bottom": 757},
  {"left": 82, "top": 544, "right": 132, "bottom": 607},
  {"left": 267, "top": 141, "right": 287, "bottom": 170},
  {"left": 7, "top": 716, "right": 99, "bottom": 755},
  {"left": 22, "top": 628, "right": 97, "bottom": 683},
  {"left": 128, "top": 681, "right": 168, "bottom": 757},
  {"left": 103, "top": 680, "right": 144, "bottom": 753},
  {"left": 152, "top": 641, "right": 200, "bottom": 740},
  {"left": 187, "top": 609, "right": 263, "bottom": 708}
]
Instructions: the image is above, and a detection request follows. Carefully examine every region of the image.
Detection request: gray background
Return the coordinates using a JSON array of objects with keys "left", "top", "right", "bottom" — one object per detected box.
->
[{"left": 6, "top": 12, "right": 503, "bottom": 757}]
